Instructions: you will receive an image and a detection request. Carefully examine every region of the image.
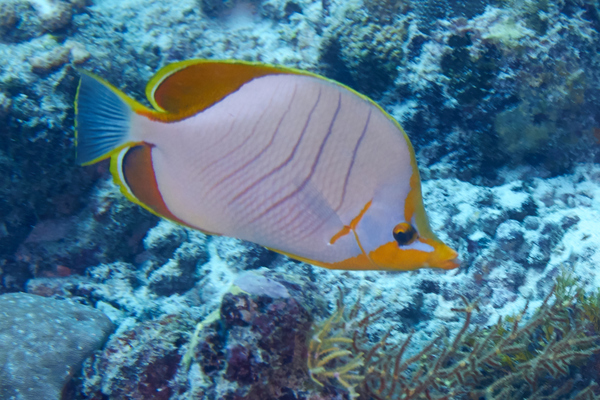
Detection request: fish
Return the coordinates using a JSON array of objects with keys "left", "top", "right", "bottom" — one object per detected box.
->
[{"left": 75, "top": 59, "right": 459, "bottom": 271}]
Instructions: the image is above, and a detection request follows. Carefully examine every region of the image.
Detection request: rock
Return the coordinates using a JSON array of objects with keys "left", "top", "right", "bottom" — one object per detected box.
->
[
  {"left": 30, "top": 46, "right": 71, "bottom": 73},
  {"left": 182, "top": 276, "right": 312, "bottom": 399},
  {"left": 148, "top": 241, "right": 209, "bottom": 296},
  {"left": 143, "top": 220, "right": 192, "bottom": 263},
  {"left": 81, "top": 314, "right": 194, "bottom": 400},
  {"left": 215, "top": 237, "right": 278, "bottom": 271},
  {"left": 65, "top": 40, "right": 91, "bottom": 64},
  {"left": 523, "top": 215, "right": 540, "bottom": 231},
  {"left": 0, "top": 293, "right": 114, "bottom": 400},
  {"left": 495, "top": 220, "right": 525, "bottom": 252}
]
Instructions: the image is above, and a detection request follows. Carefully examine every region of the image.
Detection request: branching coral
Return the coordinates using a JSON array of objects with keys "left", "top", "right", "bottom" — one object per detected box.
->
[
  {"left": 555, "top": 267, "right": 600, "bottom": 333},
  {"left": 307, "top": 294, "right": 372, "bottom": 398},
  {"left": 309, "top": 279, "right": 600, "bottom": 400}
]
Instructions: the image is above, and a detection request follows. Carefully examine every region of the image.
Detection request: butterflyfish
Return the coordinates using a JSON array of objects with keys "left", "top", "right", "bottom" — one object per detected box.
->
[{"left": 75, "top": 59, "right": 459, "bottom": 271}]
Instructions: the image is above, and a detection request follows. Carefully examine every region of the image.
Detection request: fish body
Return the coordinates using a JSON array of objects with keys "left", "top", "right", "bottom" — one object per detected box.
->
[{"left": 75, "top": 60, "right": 459, "bottom": 271}]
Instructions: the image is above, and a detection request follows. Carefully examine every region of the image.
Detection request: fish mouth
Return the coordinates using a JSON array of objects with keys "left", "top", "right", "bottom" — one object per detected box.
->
[{"left": 436, "top": 251, "right": 461, "bottom": 270}]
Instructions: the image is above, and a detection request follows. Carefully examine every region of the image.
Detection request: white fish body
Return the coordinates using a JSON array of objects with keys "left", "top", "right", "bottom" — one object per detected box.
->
[{"left": 75, "top": 60, "right": 459, "bottom": 271}]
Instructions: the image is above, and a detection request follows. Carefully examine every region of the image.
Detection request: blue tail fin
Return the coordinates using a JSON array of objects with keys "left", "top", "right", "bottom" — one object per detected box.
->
[{"left": 75, "top": 73, "right": 133, "bottom": 165}]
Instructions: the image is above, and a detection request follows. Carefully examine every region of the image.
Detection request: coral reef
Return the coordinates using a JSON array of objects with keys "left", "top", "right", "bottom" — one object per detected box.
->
[
  {"left": 0, "top": 0, "right": 323, "bottom": 291},
  {"left": 321, "top": 2, "right": 410, "bottom": 96},
  {"left": 178, "top": 275, "right": 313, "bottom": 399},
  {"left": 398, "top": 3, "right": 600, "bottom": 181},
  {"left": 1, "top": 0, "right": 600, "bottom": 398},
  {"left": 18, "top": 161, "right": 600, "bottom": 398},
  {"left": 64, "top": 272, "right": 313, "bottom": 399},
  {"left": 214, "top": 237, "right": 278, "bottom": 272},
  {"left": 0, "top": 0, "right": 88, "bottom": 43},
  {"left": 1, "top": 0, "right": 599, "bottom": 293},
  {"left": 14, "top": 178, "right": 159, "bottom": 280},
  {"left": 307, "top": 279, "right": 600, "bottom": 400},
  {"left": 81, "top": 313, "right": 195, "bottom": 399},
  {"left": 420, "top": 163, "right": 600, "bottom": 313},
  {"left": 307, "top": 297, "right": 366, "bottom": 398}
]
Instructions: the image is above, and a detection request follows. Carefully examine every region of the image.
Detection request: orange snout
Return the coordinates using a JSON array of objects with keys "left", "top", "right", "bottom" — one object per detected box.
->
[{"left": 368, "top": 238, "right": 460, "bottom": 271}]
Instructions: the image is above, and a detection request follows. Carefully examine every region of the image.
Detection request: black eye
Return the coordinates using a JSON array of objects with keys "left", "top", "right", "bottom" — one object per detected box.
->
[{"left": 393, "top": 222, "right": 417, "bottom": 246}]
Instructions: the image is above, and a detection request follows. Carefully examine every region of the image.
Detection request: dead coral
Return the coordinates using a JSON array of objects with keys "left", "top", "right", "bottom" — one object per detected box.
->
[{"left": 309, "top": 282, "right": 600, "bottom": 400}]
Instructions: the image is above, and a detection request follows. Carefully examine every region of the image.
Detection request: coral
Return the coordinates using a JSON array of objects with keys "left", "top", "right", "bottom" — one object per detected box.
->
[
  {"left": 74, "top": 271, "right": 317, "bottom": 399},
  {"left": 178, "top": 276, "right": 313, "bottom": 399},
  {"left": 554, "top": 267, "right": 600, "bottom": 334},
  {"left": 322, "top": 5, "right": 409, "bottom": 97},
  {"left": 0, "top": 91, "right": 11, "bottom": 119},
  {"left": 0, "top": 0, "right": 87, "bottom": 43},
  {"left": 81, "top": 313, "right": 194, "bottom": 399},
  {"left": 215, "top": 237, "right": 279, "bottom": 271},
  {"left": 29, "top": 40, "right": 91, "bottom": 73},
  {"left": 147, "top": 241, "right": 209, "bottom": 296},
  {"left": 489, "top": 58, "right": 589, "bottom": 167},
  {"left": 502, "top": 0, "right": 550, "bottom": 35},
  {"left": 32, "top": 0, "right": 73, "bottom": 32},
  {"left": 200, "top": 0, "right": 236, "bottom": 18},
  {"left": 0, "top": 2, "right": 18, "bottom": 35},
  {"left": 440, "top": 33, "right": 500, "bottom": 106},
  {"left": 181, "top": 309, "right": 221, "bottom": 372},
  {"left": 307, "top": 296, "right": 367, "bottom": 399},
  {"left": 309, "top": 284, "right": 600, "bottom": 400},
  {"left": 400, "top": 3, "right": 600, "bottom": 181},
  {"left": 363, "top": 0, "right": 409, "bottom": 24},
  {"left": 2, "top": 1, "right": 600, "bottom": 397},
  {"left": 410, "top": 0, "right": 489, "bottom": 28},
  {"left": 142, "top": 220, "right": 190, "bottom": 262},
  {"left": 24, "top": 223, "right": 209, "bottom": 317},
  {"left": 29, "top": 45, "right": 72, "bottom": 73},
  {"left": 261, "top": 0, "right": 303, "bottom": 21},
  {"left": 14, "top": 178, "right": 159, "bottom": 278},
  {"left": 0, "top": 292, "right": 114, "bottom": 399}
]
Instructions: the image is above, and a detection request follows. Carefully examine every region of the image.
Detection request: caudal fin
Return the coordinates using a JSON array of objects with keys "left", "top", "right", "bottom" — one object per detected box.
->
[{"left": 75, "top": 72, "right": 134, "bottom": 165}]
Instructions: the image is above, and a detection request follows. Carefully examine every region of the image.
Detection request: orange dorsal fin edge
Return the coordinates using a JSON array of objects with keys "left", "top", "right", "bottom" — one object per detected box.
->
[{"left": 146, "top": 60, "right": 314, "bottom": 119}]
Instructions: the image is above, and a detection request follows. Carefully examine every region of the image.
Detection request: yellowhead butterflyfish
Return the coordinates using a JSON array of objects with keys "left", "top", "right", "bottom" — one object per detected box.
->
[{"left": 75, "top": 60, "right": 459, "bottom": 271}]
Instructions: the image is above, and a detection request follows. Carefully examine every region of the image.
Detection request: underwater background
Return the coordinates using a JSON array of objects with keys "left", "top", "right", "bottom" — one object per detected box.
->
[{"left": 1, "top": 0, "right": 600, "bottom": 398}]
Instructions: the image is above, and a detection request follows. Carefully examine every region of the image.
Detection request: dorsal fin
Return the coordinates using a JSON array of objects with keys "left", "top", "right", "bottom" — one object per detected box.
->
[{"left": 146, "top": 60, "right": 311, "bottom": 118}]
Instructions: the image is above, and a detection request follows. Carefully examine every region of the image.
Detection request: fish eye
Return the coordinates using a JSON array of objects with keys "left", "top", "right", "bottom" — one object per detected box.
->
[{"left": 393, "top": 222, "right": 417, "bottom": 246}]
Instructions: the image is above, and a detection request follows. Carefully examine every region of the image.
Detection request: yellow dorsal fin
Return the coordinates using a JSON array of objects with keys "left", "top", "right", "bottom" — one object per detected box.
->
[{"left": 145, "top": 59, "right": 312, "bottom": 118}]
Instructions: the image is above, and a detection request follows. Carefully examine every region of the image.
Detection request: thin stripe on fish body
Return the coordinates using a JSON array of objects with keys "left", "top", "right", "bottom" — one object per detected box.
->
[{"left": 75, "top": 60, "right": 459, "bottom": 271}]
